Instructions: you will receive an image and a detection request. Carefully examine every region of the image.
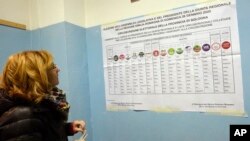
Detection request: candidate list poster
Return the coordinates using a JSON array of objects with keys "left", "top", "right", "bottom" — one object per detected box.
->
[{"left": 101, "top": 0, "right": 245, "bottom": 116}]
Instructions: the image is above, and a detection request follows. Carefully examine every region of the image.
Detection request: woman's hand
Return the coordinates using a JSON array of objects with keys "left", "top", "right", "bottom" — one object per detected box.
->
[{"left": 71, "top": 120, "right": 86, "bottom": 133}]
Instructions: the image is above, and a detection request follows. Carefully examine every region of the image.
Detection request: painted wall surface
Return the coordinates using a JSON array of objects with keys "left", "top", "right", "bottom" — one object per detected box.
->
[
  {"left": 0, "top": 26, "right": 31, "bottom": 71},
  {"left": 85, "top": 0, "right": 213, "bottom": 27},
  {"left": 64, "top": 0, "right": 86, "bottom": 28},
  {"left": 0, "top": 0, "right": 86, "bottom": 30},
  {"left": 0, "top": 0, "right": 29, "bottom": 27},
  {"left": 30, "top": 0, "right": 65, "bottom": 29},
  {"left": 64, "top": 22, "right": 91, "bottom": 141},
  {"left": 86, "top": 0, "right": 250, "bottom": 141},
  {"left": 0, "top": 0, "right": 65, "bottom": 30},
  {"left": 32, "top": 0, "right": 86, "bottom": 29}
]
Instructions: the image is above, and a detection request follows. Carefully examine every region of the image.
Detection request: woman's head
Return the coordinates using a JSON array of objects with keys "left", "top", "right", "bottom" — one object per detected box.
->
[{"left": 0, "top": 50, "right": 60, "bottom": 103}]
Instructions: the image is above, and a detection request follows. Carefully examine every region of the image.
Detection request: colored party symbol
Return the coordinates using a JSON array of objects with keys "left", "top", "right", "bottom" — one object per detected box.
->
[
  {"left": 114, "top": 55, "right": 119, "bottom": 61},
  {"left": 139, "top": 52, "right": 145, "bottom": 57},
  {"left": 176, "top": 48, "right": 183, "bottom": 54},
  {"left": 193, "top": 45, "right": 201, "bottom": 52},
  {"left": 153, "top": 50, "right": 160, "bottom": 57},
  {"left": 202, "top": 43, "right": 211, "bottom": 51},
  {"left": 119, "top": 54, "right": 125, "bottom": 60},
  {"left": 161, "top": 49, "right": 167, "bottom": 56},
  {"left": 185, "top": 46, "right": 192, "bottom": 53},
  {"left": 126, "top": 54, "right": 131, "bottom": 60},
  {"left": 168, "top": 48, "right": 175, "bottom": 55},
  {"left": 222, "top": 41, "right": 231, "bottom": 49}
]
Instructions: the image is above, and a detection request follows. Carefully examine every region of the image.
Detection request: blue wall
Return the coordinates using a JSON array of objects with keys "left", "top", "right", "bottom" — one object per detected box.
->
[
  {"left": 0, "top": 26, "right": 31, "bottom": 70},
  {"left": 1, "top": 0, "right": 250, "bottom": 141},
  {"left": 86, "top": 0, "right": 250, "bottom": 141}
]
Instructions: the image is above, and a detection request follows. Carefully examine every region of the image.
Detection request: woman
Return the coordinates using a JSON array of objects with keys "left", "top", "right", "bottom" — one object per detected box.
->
[{"left": 0, "top": 50, "right": 85, "bottom": 141}]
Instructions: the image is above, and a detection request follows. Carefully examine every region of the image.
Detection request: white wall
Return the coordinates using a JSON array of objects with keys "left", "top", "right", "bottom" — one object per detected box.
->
[
  {"left": 0, "top": 0, "right": 86, "bottom": 30},
  {"left": 85, "top": 0, "right": 214, "bottom": 27},
  {"left": 64, "top": 0, "right": 86, "bottom": 27},
  {"left": 29, "top": 0, "right": 65, "bottom": 30},
  {"left": 0, "top": 0, "right": 29, "bottom": 27},
  {"left": 30, "top": 0, "right": 86, "bottom": 29}
]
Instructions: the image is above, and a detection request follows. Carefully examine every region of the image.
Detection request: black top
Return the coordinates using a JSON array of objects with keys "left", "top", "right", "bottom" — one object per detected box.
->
[{"left": 0, "top": 89, "right": 72, "bottom": 141}]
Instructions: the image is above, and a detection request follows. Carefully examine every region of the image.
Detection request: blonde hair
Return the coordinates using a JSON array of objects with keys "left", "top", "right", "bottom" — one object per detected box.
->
[{"left": 0, "top": 50, "right": 54, "bottom": 103}]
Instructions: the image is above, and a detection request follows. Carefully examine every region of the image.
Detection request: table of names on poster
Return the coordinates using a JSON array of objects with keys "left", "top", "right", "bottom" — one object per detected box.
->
[{"left": 106, "top": 27, "right": 235, "bottom": 95}]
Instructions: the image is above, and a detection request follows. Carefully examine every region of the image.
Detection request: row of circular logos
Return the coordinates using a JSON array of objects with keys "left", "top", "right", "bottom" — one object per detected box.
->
[{"left": 111, "top": 41, "right": 231, "bottom": 61}]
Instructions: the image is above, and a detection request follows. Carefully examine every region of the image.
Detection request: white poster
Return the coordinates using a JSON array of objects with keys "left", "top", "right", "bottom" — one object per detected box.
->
[{"left": 101, "top": 0, "right": 245, "bottom": 116}]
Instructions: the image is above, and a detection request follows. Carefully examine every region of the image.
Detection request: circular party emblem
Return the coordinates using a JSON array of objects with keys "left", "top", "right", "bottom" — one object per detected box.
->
[
  {"left": 222, "top": 41, "right": 231, "bottom": 49},
  {"left": 176, "top": 48, "right": 183, "bottom": 54},
  {"left": 114, "top": 55, "right": 119, "bottom": 61},
  {"left": 153, "top": 50, "right": 160, "bottom": 57},
  {"left": 161, "top": 49, "right": 167, "bottom": 56},
  {"left": 139, "top": 52, "right": 145, "bottom": 57},
  {"left": 202, "top": 43, "right": 211, "bottom": 51},
  {"left": 126, "top": 54, "right": 131, "bottom": 60},
  {"left": 185, "top": 46, "right": 192, "bottom": 53},
  {"left": 119, "top": 54, "right": 125, "bottom": 60},
  {"left": 168, "top": 48, "right": 175, "bottom": 55},
  {"left": 193, "top": 45, "right": 201, "bottom": 53},
  {"left": 211, "top": 42, "right": 220, "bottom": 50}
]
